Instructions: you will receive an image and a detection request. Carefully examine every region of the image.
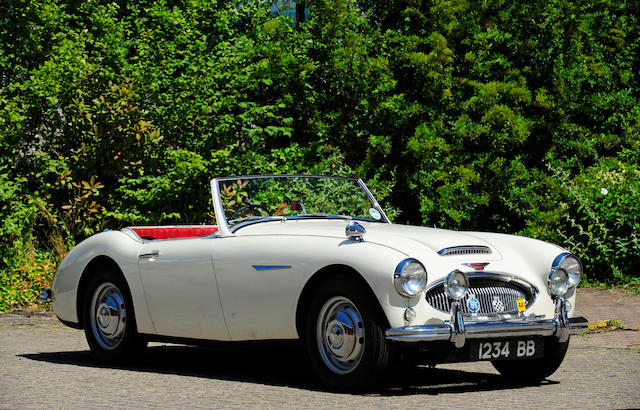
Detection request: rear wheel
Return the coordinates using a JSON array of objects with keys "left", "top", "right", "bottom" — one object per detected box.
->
[
  {"left": 491, "top": 337, "right": 570, "bottom": 382},
  {"left": 304, "top": 277, "right": 390, "bottom": 389},
  {"left": 83, "top": 271, "right": 146, "bottom": 361}
]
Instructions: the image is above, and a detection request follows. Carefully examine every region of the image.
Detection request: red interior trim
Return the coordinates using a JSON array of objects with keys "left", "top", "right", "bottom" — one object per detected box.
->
[{"left": 131, "top": 226, "right": 218, "bottom": 240}]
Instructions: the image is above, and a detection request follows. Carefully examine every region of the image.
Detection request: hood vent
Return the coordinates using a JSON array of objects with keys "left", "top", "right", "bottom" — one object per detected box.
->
[{"left": 438, "top": 246, "right": 492, "bottom": 256}]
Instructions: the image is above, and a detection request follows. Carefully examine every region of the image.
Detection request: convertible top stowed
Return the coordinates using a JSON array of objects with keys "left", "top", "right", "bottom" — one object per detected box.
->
[{"left": 129, "top": 226, "right": 218, "bottom": 240}]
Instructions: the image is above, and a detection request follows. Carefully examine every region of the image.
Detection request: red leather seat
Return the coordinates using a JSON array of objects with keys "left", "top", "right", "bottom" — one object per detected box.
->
[{"left": 131, "top": 226, "right": 218, "bottom": 240}]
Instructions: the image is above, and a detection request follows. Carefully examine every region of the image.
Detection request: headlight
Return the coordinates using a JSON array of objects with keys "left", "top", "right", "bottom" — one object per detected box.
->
[
  {"left": 444, "top": 270, "right": 469, "bottom": 300},
  {"left": 548, "top": 268, "right": 569, "bottom": 297},
  {"left": 548, "top": 253, "right": 582, "bottom": 298},
  {"left": 394, "top": 258, "right": 427, "bottom": 297},
  {"left": 556, "top": 254, "right": 582, "bottom": 288}
]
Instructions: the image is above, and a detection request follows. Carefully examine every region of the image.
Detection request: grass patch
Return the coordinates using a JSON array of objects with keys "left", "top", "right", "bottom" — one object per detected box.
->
[{"left": 585, "top": 319, "right": 638, "bottom": 334}]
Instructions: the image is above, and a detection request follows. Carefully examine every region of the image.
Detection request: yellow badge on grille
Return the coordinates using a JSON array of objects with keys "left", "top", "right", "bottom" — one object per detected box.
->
[{"left": 516, "top": 299, "right": 526, "bottom": 311}]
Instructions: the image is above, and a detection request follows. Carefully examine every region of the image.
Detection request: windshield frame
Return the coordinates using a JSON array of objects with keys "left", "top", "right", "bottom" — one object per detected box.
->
[{"left": 209, "top": 174, "right": 390, "bottom": 236}]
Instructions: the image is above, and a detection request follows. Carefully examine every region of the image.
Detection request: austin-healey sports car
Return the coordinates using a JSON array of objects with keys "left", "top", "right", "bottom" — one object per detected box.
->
[{"left": 53, "top": 175, "right": 588, "bottom": 388}]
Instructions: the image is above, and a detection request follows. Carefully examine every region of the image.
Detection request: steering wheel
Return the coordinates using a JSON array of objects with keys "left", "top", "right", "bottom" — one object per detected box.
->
[{"left": 228, "top": 203, "right": 270, "bottom": 222}]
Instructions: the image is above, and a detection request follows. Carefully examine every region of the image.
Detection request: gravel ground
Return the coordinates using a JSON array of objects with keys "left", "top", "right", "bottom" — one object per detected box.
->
[{"left": 1, "top": 311, "right": 639, "bottom": 409}]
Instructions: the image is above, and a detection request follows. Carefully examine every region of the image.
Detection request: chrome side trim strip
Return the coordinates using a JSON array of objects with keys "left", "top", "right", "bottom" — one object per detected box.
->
[{"left": 252, "top": 265, "right": 292, "bottom": 271}]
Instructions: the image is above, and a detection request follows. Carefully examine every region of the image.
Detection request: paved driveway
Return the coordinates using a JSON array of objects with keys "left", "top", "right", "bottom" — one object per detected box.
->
[
  {"left": 1, "top": 315, "right": 638, "bottom": 409},
  {"left": 1, "top": 289, "right": 639, "bottom": 409}
]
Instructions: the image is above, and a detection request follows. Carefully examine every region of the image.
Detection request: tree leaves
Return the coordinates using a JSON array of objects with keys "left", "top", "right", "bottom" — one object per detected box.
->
[{"left": 0, "top": 0, "right": 638, "bottom": 311}]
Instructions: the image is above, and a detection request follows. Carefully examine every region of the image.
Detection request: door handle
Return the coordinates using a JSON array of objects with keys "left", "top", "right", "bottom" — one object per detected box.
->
[{"left": 139, "top": 250, "right": 160, "bottom": 259}]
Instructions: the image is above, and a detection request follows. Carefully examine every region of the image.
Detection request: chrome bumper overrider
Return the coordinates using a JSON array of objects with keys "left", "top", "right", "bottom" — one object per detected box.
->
[{"left": 385, "top": 298, "right": 588, "bottom": 347}]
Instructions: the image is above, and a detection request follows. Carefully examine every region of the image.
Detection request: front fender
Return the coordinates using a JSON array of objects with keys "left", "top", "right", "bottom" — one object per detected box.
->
[
  {"left": 52, "top": 230, "right": 153, "bottom": 333},
  {"left": 294, "top": 239, "right": 413, "bottom": 330}
]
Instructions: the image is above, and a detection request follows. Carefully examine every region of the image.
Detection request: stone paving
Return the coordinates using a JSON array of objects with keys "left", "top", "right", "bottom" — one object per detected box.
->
[
  {"left": 572, "top": 288, "right": 640, "bottom": 349},
  {"left": 1, "top": 288, "right": 639, "bottom": 409}
]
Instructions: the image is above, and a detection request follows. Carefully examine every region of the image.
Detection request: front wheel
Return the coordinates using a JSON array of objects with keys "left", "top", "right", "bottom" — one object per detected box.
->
[
  {"left": 83, "top": 271, "right": 146, "bottom": 361},
  {"left": 304, "top": 277, "right": 390, "bottom": 389},
  {"left": 491, "top": 337, "right": 570, "bottom": 383}
]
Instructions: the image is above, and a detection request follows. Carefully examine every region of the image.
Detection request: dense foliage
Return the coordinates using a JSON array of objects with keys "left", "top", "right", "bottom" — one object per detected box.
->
[{"left": 1, "top": 0, "right": 638, "bottom": 310}]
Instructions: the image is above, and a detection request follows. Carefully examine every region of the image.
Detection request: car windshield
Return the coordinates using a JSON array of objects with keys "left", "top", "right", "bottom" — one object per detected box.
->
[{"left": 215, "top": 175, "right": 387, "bottom": 228}]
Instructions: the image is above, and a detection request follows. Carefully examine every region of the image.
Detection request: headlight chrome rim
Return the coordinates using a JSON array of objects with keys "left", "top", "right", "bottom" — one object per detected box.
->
[
  {"left": 394, "top": 258, "right": 427, "bottom": 297},
  {"left": 444, "top": 270, "right": 470, "bottom": 300}
]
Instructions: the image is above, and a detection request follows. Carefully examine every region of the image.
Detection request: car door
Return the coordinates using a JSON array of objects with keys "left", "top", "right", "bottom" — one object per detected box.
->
[
  {"left": 137, "top": 237, "right": 230, "bottom": 340},
  {"left": 212, "top": 235, "right": 316, "bottom": 341}
]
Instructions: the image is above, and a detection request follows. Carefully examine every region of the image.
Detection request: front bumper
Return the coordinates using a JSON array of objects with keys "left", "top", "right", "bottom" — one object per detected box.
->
[{"left": 386, "top": 298, "right": 588, "bottom": 347}]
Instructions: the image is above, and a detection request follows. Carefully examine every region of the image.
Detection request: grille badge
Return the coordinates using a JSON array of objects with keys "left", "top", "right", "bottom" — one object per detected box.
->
[
  {"left": 467, "top": 295, "right": 480, "bottom": 312},
  {"left": 492, "top": 296, "right": 505, "bottom": 312}
]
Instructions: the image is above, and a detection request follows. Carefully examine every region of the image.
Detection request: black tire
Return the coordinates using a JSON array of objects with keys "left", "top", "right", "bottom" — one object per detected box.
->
[
  {"left": 491, "top": 337, "right": 570, "bottom": 383},
  {"left": 303, "top": 276, "right": 390, "bottom": 390},
  {"left": 83, "top": 270, "right": 147, "bottom": 362}
]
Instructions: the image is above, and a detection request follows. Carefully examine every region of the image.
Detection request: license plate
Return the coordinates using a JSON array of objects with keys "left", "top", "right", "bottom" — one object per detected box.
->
[{"left": 469, "top": 339, "right": 544, "bottom": 361}]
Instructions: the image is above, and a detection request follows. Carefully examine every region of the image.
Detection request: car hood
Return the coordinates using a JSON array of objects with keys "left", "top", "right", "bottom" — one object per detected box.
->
[
  {"left": 364, "top": 223, "right": 565, "bottom": 273},
  {"left": 362, "top": 223, "right": 500, "bottom": 258},
  {"left": 238, "top": 219, "right": 562, "bottom": 260}
]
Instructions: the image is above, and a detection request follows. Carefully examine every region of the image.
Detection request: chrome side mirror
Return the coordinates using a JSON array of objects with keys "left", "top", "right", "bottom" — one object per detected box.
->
[{"left": 346, "top": 221, "right": 365, "bottom": 242}]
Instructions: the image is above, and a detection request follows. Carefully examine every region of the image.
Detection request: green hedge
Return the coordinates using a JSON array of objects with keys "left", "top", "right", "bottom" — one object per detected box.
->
[{"left": 1, "top": 0, "right": 638, "bottom": 310}]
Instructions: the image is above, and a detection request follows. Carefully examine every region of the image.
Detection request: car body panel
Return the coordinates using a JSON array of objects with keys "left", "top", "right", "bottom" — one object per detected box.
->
[
  {"left": 52, "top": 230, "right": 155, "bottom": 334},
  {"left": 212, "top": 232, "right": 407, "bottom": 339},
  {"left": 137, "top": 237, "right": 229, "bottom": 340}
]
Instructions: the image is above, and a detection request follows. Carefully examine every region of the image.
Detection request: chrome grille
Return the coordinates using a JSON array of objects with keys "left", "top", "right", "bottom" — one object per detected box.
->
[
  {"left": 425, "top": 277, "right": 533, "bottom": 314},
  {"left": 438, "top": 246, "right": 491, "bottom": 256}
]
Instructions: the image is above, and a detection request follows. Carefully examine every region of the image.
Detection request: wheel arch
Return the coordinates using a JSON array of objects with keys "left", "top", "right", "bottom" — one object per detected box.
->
[
  {"left": 295, "top": 264, "right": 390, "bottom": 339},
  {"left": 76, "top": 255, "right": 129, "bottom": 329}
]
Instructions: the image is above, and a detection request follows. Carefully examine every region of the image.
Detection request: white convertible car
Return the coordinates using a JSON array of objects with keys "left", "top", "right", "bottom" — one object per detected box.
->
[{"left": 53, "top": 175, "right": 587, "bottom": 388}]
